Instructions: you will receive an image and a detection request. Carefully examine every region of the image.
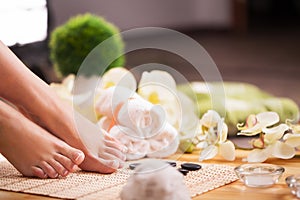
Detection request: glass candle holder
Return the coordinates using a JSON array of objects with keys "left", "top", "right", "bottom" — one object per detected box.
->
[
  {"left": 286, "top": 175, "right": 300, "bottom": 198},
  {"left": 234, "top": 163, "right": 285, "bottom": 187}
]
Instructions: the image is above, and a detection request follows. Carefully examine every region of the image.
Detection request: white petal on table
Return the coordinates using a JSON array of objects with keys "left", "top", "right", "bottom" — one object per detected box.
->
[
  {"left": 271, "top": 141, "right": 295, "bottom": 159},
  {"left": 219, "top": 140, "right": 235, "bottom": 161}
]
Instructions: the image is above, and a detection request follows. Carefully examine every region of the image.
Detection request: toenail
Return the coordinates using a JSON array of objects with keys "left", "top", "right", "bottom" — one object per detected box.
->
[
  {"left": 73, "top": 152, "right": 84, "bottom": 162},
  {"left": 62, "top": 170, "right": 69, "bottom": 176}
]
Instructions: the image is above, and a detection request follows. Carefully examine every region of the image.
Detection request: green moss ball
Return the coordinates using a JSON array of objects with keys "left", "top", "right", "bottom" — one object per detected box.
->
[{"left": 49, "top": 13, "right": 125, "bottom": 77}]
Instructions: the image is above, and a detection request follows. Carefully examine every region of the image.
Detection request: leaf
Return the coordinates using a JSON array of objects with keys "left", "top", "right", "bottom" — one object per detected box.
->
[{"left": 201, "top": 110, "right": 221, "bottom": 128}]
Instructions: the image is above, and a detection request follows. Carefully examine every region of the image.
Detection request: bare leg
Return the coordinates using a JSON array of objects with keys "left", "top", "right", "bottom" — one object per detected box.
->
[
  {"left": 0, "top": 100, "right": 85, "bottom": 178},
  {"left": 0, "top": 41, "right": 126, "bottom": 173}
]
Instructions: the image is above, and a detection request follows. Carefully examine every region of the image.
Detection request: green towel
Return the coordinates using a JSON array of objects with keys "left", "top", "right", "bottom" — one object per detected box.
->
[{"left": 178, "top": 82, "right": 299, "bottom": 135}]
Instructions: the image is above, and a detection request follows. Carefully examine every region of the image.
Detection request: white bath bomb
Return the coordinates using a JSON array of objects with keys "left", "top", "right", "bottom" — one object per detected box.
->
[{"left": 120, "top": 160, "right": 190, "bottom": 200}]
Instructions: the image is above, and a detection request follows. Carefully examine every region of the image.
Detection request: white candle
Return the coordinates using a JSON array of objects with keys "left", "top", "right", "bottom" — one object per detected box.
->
[{"left": 245, "top": 175, "right": 274, "bottom": 187}]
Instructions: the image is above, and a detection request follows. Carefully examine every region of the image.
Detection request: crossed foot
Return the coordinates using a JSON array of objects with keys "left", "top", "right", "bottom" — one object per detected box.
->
[{"left": 0, "top": 100, "right": 126, "bottom": 178}]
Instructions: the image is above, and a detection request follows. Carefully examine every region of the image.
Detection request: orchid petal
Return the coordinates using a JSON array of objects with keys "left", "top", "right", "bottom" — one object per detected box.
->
[
  {"left": 199, "top": 145, "right": 218, "bottom": 161},
  {"left": 138, "top": 71, "right": 180, "bottom": 126},
  {"left": 283, "top": 133, "right": 300, "bottom": 148},
  {"left": 237, "top": 114, "right": 257, "bottom": 130},
  {"left": 201, "top": 110, "right": 221, "bottom": 128},
  {"left": 50, "top": 74, "right": 75, "bottom": 104},
  {"left": 101, "top": 68, "right": 137, "bottom": 90},
  {"left": 139, "top": 70, "right": 177, "bottom": 92},
  {"left": 50, "top": 83, "right": 73, "bottom": 104},
  {"left": 177, "top": 91, "right": 199, "bottom": 135},
  {"left": 271, "top": 141, "right": 295, "bottom": 159},
  {"left": 237, "top": 123, "right": 264, "bottom": 136},
  {"left": 218, "top": 121, "right": 228, "bottom": 143},
  {"left": 263, "top": 124, "right": 289, "bottom": 143},
  {"left": 256, "top": 111, "right": 279, "bottom": 127},
  {"left": 219, "top": 140, "right": 235, "bottom": 161},
  {"left": 196, "top": 141, "right": 208, "bottom": 149},
  {"left": 61, "top": 74, "right": 75, "bottom": 92},
  {"left": 246, "top": 148, "right": 270, "bottom": 163}
]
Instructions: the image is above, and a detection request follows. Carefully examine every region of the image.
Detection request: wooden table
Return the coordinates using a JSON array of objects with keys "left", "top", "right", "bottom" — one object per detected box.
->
[{"left": 1, "top": 150, "right": 300, "bottom": 200}]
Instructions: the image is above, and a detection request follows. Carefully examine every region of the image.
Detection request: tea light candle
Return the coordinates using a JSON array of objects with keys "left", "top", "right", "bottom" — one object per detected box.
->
[
  {"left": 245, "top": 175, "right": 275, "bottom": 187},
  {"left": 234, "top": 163, "right": 285, "bottom": 188}
]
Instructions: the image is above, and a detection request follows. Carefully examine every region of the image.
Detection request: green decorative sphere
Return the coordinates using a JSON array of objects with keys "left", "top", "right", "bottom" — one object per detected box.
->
[{"left": 49, "top": 13, "right": 125, "bottom": 77}]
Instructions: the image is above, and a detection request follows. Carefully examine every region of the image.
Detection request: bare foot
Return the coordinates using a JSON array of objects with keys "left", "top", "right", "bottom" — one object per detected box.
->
[
  {"left": 0, "top": 100, "right": 85, "bottom": 178},
  {"left": 17, "top": 98, "right": 127, "bottom": 174},
  {"left": 73, "top": 112, "right": 127, "bottom": 173}
]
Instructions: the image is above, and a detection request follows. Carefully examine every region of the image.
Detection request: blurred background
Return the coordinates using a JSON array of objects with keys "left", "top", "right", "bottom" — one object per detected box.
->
[{"left": 1, "top": 0, "right": 299, "bottom": 106}]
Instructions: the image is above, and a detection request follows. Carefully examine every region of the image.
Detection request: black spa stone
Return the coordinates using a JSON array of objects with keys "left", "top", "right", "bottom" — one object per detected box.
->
[
  {"left": 178, "top": 168, "right": 189, "bottom": 176},
  {"left": 167, "top": 161, "right": 177, "bottom": 167},
  {"left": 181, "top": 163, "right": 202, "bottom": 171},
  {"left": 129, "top": 163, "right": 140, "bottom": 170}
]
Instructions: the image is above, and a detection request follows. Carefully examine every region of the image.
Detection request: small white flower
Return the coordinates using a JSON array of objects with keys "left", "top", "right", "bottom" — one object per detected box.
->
[
  {"left": 198, "top": 110, "right": 235, "bottom": 161},
  {"left": 238, "top": 112, "right": 299, "bottom": 162},
  {"left": 237, "top": 112, "right": 279, "bottom": 136}
]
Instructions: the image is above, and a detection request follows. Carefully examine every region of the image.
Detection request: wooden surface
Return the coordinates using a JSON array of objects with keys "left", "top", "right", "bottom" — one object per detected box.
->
[{"left": 0, "top": 149, "right": 300, "bottom": 200}]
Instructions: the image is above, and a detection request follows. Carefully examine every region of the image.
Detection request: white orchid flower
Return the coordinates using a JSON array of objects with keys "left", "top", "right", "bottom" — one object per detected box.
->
[
  {"left": 138, "top": 70, "right": 180, "bottom": 126},
  {"left": 198, "top": 110, "right": 235, "bottom": 161},
  {"left": 99, "top": 67, "right": 136, "bottom": 90},
  {"left": 237, "top": 112, "right": 280, "bottom": 136},
  {"left": 238, "top": 111, "right": 300, "bottom": 162}
]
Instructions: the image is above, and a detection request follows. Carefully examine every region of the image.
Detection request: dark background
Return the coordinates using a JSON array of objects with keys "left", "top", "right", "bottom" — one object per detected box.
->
[{"left": 8, "top": 0, "right": 300, "bottom": 106}]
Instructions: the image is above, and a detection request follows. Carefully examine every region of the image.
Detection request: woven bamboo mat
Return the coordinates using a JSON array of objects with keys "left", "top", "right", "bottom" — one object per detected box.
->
[{"left": 0, "top": 160, "right": 238, "bottom": 199}]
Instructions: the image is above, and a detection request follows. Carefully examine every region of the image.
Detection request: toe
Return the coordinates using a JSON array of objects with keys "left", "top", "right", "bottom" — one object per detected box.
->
[
  {"left": 54, "top": 153, "right": 78, "bottom": 173},
  {"left": 58, "top": 144, "right": 85, "bottom": 165},
  {"left": 31, "top": 166, "right": 47, "bottom": 179},
  {"left": 104, "top": 139, "right": 128, "bottom": 153},
  {"left": 40, "top": 161, "right": 58, "bottom": 178},
  {"left": 104, "top": 147, "right": 126, "bottom": 161},
  {"left": 49, "top": 159, "right": 69, "bottom": 177}
]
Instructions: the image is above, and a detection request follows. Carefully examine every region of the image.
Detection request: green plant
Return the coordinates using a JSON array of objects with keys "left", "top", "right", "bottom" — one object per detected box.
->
[{"left": 49, "top": 13, "right": 125, "bottom": 77}]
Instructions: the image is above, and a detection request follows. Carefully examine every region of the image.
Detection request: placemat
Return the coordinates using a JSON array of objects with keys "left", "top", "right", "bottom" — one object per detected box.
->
[{"left": 0, "top": 160, "right": 238, "bottom": 199}]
